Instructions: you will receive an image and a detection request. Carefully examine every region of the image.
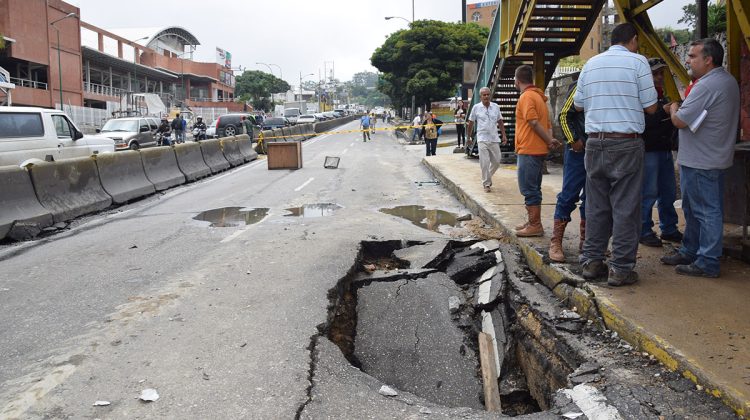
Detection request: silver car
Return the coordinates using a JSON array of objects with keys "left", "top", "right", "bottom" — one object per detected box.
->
[{"left": 98, "top": 117, "right": 159, "bottom": 150}]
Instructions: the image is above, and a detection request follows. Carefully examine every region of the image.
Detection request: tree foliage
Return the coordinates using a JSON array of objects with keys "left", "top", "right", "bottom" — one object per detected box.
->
[
  {"left": 678, "top": 2, "right": 727, "bottom": 36},
  {"left": 371, "top": 20, "right": 488, "bottom": 109},
  {"left": 655, "top": 26, "right": 692, "bottom": 45},
  {"left": 234, "top": 70, "right": 290, "bottom": 111}
]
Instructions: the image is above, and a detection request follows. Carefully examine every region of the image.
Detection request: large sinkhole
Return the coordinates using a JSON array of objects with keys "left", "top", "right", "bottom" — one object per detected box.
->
[{"left": 322, "top": 239, "right": 584, "bottom": 416}]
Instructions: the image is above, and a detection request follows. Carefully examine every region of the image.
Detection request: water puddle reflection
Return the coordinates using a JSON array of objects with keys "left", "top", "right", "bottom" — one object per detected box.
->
[
  {"left": 379, "top": 205, "right": 462, "bottom": 232},
  {"left": 284, "top": 203, "right": 342, "bottom": 218},
  {"left": 193, "top": 207, "right": 270, "bottom": 227}
]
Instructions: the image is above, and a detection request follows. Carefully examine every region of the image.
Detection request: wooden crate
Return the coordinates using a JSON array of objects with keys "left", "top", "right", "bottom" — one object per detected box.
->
[{"left": 267, "top": 141, "right": 303, "bottom": 170}]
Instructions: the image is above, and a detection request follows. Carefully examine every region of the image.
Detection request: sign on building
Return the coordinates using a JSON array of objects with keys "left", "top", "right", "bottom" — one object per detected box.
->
[{"left": 216, "top": 47, "right": 232, "bottom": 69}]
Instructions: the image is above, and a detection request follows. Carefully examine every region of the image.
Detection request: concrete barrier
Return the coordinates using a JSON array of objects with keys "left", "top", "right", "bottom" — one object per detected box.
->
[
  {"left": 292, "top": 125, "right": 303, "bottom": 141},
  {"left": 235, "top": 134, "right": 259, "bottom": 162},
  {"left": 220, "top": 136, "right": 245, "bottom": 167},
  {"left": 29, "top": 157, "right": 112, "bottom": 223},
  {"left": 174, "top": 142, "right": 211, "bottom": 182},
  {"left": 281, "top": 127, "right": 293, "bottom": 141},
  {"left": 200, "top": 138, "right": 231, "bottom": 173},
  {"left": 0, "top": 166, "right": 54, "bottom": 240},
  {"left": 303, "top": 123, "right": 316, "bottom": 139},
  {"left": 270, "top": 128, "right": 283, "bottom": 142},
  {"left": 95, "top": 151, "right": 156, "bottom": 204},
  {"left": 139, "top": 146, "right": 186, "bottom": 191},
  {"left": 261, "top": 130, "right": 274, "bottom": 142}
]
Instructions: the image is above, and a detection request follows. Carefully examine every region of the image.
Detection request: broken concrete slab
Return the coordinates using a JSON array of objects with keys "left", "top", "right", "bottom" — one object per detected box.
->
[
  {"left": 392, "top": 240, "right": 451, "bottom": 269},
  {"left": 471, "top": 239, "right": 501, "bottom": 253},
  {"left": 355, "top": 272, "right": 483, "bottom": 409},
  {"left": 352, "top": 268, "right": 437, "bottom": 286},
  {"left": 446, "top": 252, "right": 497, "bottom": 285}
]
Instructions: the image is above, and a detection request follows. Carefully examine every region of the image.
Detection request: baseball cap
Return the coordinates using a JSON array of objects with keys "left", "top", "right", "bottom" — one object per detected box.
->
[{"left": 648, "top": 57, "right": 667, "bottom": 71}]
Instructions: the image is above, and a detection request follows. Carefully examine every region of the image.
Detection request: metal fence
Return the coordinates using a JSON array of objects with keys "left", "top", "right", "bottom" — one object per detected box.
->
[
  {"left": 190, "top": 107, "right": 229, "bottom": 123},
  {"left": 62, "top": 104, "right": 116, "bottom": 134}
]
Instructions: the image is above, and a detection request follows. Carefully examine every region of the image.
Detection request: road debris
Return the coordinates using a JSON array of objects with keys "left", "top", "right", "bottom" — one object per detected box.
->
[
  {"left": 92, "top": 401, "right": 111, "bottom": 406},
  {"left": 378, "top": 385, "right": 398, "bottom": 397},
  {"left": 139, "top": 388, "right": 159, "bottom": 402}
]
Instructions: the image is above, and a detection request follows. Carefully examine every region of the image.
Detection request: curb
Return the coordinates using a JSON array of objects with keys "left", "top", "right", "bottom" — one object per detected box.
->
[{"left": 422, "top": 157, "right": 748, "bottom": 417}]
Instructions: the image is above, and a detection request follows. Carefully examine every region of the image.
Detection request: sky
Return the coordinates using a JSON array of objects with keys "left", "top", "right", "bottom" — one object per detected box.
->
[{"left": 65, "top": 0, "right": 694, "bottom": 86}]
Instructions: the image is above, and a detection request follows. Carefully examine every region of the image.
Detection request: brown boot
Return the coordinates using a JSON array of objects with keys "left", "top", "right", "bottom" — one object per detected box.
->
[
  {"left": 579, "top": 219, "right": 586, "bottom": 252},
  {"left": 515, "top": 206, "right": 530, "bottom": 230},
  {"left": 548, "top": 219, "right": 568, "bottom": 262},
  {"left": 516, "top": 205, "right": 544, "bottom": 237}
]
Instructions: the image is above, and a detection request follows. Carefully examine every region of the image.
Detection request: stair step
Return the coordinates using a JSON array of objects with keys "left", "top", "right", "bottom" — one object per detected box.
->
[
  {"left": 523, "top": 30, "right": 581, "bottom": 39},
  {"left": 528, "top": 18, "right": 588, "bottom": 28},
  {"left": 536, "top": 0, "right": 593, "bottom": 4},
  {"left": 533, "top": 8, "right": 591, "bottom": 18}
]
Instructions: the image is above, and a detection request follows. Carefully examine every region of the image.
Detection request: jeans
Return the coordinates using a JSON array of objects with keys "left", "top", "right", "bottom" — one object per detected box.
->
[
  {"left": 425, "top": 138, "right": 437, "bottom": 156},
  {"left": 641, "top": 151, "right": 679, "bottom": 238},
  {"left": 582, "top": 138, "right": 644, "bottom": 273},
  {"left": 411, "top": 127, "right": 421, "bottom": 142},
  {"left": 456, "top": 124, "right": 465, "bottom": 146},
  {"left": 478, "top": 141, "right": 501, "bottom": 187},
  {"left": 678, "top": 166, "right": 724, "bottom": 275},
  {"left": 554, "top": 143, "right": 586, "bottom": 221},
  {"left": 517, "top": 154, "right": 544, "bottom": 206}
]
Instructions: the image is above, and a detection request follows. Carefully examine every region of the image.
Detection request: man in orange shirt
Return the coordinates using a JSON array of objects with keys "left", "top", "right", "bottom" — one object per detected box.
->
[{"left": 511, "top": 65, "right": 561, "bottom": 237}]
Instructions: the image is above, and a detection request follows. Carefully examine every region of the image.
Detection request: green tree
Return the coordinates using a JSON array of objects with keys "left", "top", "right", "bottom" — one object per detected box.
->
[
  {"left": 655, "top": 26, "right": 692, "bottom": 45},
  {"left": 234, "top": 70, "right": 290, "bottom": 111},
  {"left": 678, "top": 2, "right": 727, "bottom": 36},
  {"left": 371, "top": 20, "right": 488, "bottom": 109}
]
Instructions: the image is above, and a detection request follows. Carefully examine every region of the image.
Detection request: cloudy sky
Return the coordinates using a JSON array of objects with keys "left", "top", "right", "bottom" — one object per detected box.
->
[{"left": 66, "top": 0, "right": 693, "bottom": 85}]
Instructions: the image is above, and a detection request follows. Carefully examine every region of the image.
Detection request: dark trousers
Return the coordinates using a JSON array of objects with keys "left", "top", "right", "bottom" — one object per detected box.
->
[
  {"left": 582, "top": 138, "right": 644, "bottom": 274},
  {"left": 554, "top": 143, "right": 586, "bottom": 221},
  {"left": 425, "top": 138, "right": 437, "bottom": 156},
  {"left": 456, "top": 124, "right": 465, "bottom": 146}
]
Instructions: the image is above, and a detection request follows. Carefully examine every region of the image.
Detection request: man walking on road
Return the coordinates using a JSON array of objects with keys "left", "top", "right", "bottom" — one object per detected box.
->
[
  {"left": 661, "top": 39, "right": 740, "bottom": 278},
  {"left": 360, "top": 112, "right": 371, "bottom": 142},
  {"left": 410, "top": 113, "right": 422, "bottom": 143},
  {"left": 549, "top": 75, "right": 587, "bottom": 262},
  {"left": 574, "top": 23, "right": 658, "bottom": 286},
  {"left": 467, "top": 87, "right": 508, "bottom": 193},
  {"left": 513, "top": 65, "right": 560, "bottom": 237},
  {"left": 455, "top": 107, "right": 466, "bottom": 148}
]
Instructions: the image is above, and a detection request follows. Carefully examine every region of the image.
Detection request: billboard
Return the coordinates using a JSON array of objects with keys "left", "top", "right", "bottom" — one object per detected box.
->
[{"left": 216, "top": 47, "right": 232, "bottom": 69}]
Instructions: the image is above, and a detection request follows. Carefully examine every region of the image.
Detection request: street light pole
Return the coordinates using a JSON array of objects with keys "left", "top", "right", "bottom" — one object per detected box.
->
[
  {"left": 49, "top": 12, "right": 77, "bottom": 110},
  {"left": 299, "top": 72, "right": 314, "bottom": 104}
]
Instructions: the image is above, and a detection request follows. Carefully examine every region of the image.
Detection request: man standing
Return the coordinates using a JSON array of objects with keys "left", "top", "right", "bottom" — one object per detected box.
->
[
  {"left": 513, "top": 65, "right": 560, "bottom": 237},
  {"left": 639, "top": 58, "right": 682, "bottom": 248},
  {"left": 455, "top": 107, "right": 466, "bottom": 148},
  {"left": 661, "top": 39, "right": 740, "bottom": 278},
  {"left": 360, "top": 112, "right": 371, "bottom": 142},
  {"left": 411, "top": 113, "right": 422, "bottom": 143},
  {"left": 549, "top": 75, "right": 587, "bottom": 262},
  {"left": 467, "top": 87, "right": 508, "bottom": 193},
  {"left": 171, "top": 113, "right": 183, "bottom": 143},
  {"left": 573, "top": 23, "right": 658, "bottom": 286}
]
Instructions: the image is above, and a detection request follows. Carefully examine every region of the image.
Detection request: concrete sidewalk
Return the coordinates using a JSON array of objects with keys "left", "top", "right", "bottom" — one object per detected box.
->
[{"left": 423, "top": 154, "right": 749, "bottom": 417}]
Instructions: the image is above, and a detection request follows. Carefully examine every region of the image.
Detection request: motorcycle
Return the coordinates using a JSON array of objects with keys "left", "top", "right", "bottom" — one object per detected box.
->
[
  {"left": 192, "top": 128, "right": 207, "bottom": 141},
  {"left": 156, "top": 132, "right": 172, "bottom": 146}
]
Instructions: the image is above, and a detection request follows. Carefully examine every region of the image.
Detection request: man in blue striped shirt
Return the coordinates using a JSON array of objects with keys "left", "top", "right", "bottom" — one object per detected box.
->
[{"left": 573, "top": 23, "right": 658, "bottom": 287}]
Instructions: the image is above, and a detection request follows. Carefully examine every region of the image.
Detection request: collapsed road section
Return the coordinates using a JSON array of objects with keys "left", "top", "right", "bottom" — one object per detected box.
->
[{"left": 297, "top": 238, "right": 737, "bottom": 419}]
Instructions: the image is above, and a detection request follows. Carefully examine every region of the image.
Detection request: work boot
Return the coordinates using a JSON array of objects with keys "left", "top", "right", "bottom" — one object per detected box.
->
[
  {"left": 515, "top": 206, "right": 530, "bottom": 230},
  {"left": 607, "top": 269, "right": 639, "bottom": 287},
  {"left": 516, "top": 205, "right": 544, "bottom": 237},
  {"left": 548, "top": 219, "right": 568, "bottom": 262},
  {"left": 578, "top": 219, "right": 586, "bottom": 252},
  {"left": 582, "top": 260, "right": 608, "bottom": 281}
]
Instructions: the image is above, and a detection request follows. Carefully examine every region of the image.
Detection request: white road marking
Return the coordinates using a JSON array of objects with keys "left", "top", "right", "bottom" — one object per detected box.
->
[
  {"left": 221, "top": 227, "right": 250, "bottom": 243},
  {"left": 350, "top": 142, "right": 355, "bottom": 147},
  {"left": 341, "top": 149, "right": 348, "bottom": 155},
  {"left": 294, "top": 177, "right": 315, "bottom": 192}
]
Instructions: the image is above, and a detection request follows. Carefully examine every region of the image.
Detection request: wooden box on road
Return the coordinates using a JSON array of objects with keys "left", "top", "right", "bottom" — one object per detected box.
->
[{"left": 267, "top": 141, "right": 303, "bottom": 170}]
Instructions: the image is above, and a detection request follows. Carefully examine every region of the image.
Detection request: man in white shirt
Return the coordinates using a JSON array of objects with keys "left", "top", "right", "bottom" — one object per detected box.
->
[
  {"left": 467, "top": 87, "right": 508, "bottom": 192},
  {"left": 410, "top": 114, "right": 422, "bottom": 143}
]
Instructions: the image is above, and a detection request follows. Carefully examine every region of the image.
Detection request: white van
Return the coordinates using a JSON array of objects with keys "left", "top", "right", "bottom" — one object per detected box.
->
[{"left": 0, "top": 106, "right": 115, "bottom": 167}]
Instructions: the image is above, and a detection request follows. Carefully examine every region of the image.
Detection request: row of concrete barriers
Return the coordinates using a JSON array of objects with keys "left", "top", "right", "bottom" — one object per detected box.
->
[{"left": 0, "top": 134, "right": 258, "bottom": 242}]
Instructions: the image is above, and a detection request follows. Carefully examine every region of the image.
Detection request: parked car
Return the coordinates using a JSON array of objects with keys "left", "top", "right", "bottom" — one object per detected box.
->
[
  {"left": 215, "top": 113, "right": 259, "bottom": 137},
  {"left": 98, "top": 117, "right": 160, "bottom": 151},
  {"left": 314, "top": 112, "right": 328, "bottom": 121},
  {"left": 0, "top": 106, "right": 115, "bottom": 166},
  {"left": 297, "top": 114, "right": 317, "bottom": 124},
  {"left": 323, "top": 111, "right": 336, "bottom": 120},
  {"left": 205, "top": 120, "right": 217, "bottom": 138},
  {"left": 262, "top": 117, "right": 290, "bottom": 130},
  {"left": 332, "top": 109, "right": 345, "bottom": 118}
]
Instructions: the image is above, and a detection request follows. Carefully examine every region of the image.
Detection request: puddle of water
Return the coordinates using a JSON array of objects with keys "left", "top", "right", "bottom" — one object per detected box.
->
[
  {"left": 379, "top": 205, "right": 461, "bottom": 232},
  {"left": 193, "top": 207, "right": 269, "bottom": 227},
  {"left": 283, "top": 203, "right": 342, "bottom": 218}
]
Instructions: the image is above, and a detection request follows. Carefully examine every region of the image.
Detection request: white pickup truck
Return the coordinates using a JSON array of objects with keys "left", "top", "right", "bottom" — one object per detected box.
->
[{"left": 0, "top": 106, "right": 115, "bottom": 167}]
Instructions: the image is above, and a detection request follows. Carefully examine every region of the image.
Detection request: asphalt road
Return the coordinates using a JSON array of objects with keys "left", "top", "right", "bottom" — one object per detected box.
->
[{"left": 0, "top": 122, "right": 472, "bottom": 419}]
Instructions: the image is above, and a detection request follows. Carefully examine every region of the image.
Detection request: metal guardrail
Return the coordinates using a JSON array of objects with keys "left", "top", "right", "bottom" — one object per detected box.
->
[
  {"left": 9, "top": 77, "right": 47, "bottom": 90},
  {"left": 84, "top": 82, "right": 125, "bottom": 97},
  {"left": 470, "top": 0, "right": 503, "bottom": 111},
  {"left": 188, "top": 97, "right": 236, "bottom": 103}
]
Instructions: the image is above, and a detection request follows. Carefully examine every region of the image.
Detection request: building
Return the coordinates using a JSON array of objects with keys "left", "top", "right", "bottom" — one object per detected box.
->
[
  {"left": 0, "top": 0, "right": 241, "bottom": 120},
  {"left": 465, "top": 0, "right": 604, "bottom": 60}
]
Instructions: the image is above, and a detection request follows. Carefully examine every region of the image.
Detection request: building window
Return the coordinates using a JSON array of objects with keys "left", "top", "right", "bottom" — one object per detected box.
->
[{"left": 472, "top": 12, "right": 481, "bottom": 22}]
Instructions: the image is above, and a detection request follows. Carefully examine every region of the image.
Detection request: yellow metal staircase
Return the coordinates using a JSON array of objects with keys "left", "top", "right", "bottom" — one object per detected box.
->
[{"left": 471, "top": 0, "right": 605, "bottom": 152}]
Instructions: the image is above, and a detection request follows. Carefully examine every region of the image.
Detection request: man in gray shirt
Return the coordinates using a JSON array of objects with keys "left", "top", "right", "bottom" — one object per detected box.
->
[{"left": 661, "top": 38, "right": 740, "bottom": 278}]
